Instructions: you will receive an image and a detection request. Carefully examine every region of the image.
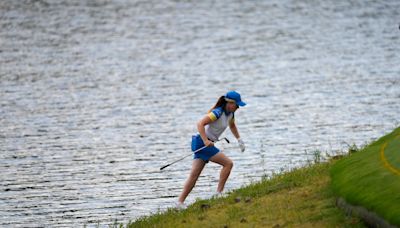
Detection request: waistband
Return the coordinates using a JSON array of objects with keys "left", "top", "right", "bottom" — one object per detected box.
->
[{"left": 193, "top": 134, "right": 216, "bottom": 142}]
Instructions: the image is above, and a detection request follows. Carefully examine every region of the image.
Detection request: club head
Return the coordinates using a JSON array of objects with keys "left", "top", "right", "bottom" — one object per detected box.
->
[{"left": 223, "top": 137, "right": 230, "bottom": 143}]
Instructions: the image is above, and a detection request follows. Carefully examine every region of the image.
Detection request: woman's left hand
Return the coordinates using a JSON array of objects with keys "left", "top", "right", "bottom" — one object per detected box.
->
[{"left": 238, "top": 138, "right": 245, "bottom": 152}]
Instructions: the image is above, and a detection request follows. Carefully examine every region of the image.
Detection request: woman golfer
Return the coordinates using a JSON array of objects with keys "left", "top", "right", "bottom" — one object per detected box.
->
[{"left": 177, "top": 91, "right": 246, "bottom": 208}]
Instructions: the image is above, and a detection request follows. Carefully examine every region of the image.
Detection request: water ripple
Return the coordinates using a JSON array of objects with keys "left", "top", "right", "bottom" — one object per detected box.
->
[{"left": 1, "top": 0, "right": 399, "bottom": 226}]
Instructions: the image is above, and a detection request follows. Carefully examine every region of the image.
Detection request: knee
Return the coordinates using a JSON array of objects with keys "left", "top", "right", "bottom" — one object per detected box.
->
[{"left": 225, "top": 160, "right": 233, "bottom": 170}]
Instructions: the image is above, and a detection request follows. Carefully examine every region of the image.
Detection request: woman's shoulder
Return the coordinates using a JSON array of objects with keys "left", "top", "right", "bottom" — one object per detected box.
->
[
  {"left": 210, "top": 106, "right": 223, "bottom": 115},
  {"left": 208, "top": 107, "right": 223, "bottom": 121}
]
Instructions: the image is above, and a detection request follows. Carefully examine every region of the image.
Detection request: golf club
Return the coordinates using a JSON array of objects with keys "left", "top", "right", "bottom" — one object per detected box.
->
[{"left": 160, "top": 137, "right": 230, "bottom": 170}]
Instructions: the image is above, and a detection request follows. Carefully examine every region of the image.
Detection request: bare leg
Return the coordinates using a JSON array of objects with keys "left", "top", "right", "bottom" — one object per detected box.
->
[
  {"left": 178, "top": 159, "right": 206, "bottom": 203},
  {"left": 209, "top": 152, "right": 233, "bottom": 193}
]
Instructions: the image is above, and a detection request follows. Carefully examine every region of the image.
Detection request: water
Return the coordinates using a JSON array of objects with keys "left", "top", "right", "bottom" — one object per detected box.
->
[{"left": 1, "top": 0, "right": 399, "bottom": 226}]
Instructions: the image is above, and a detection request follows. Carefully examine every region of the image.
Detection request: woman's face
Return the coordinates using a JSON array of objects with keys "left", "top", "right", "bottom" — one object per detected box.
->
[{"left": 226, "top": 101, "right": 239, "bottom": 113}]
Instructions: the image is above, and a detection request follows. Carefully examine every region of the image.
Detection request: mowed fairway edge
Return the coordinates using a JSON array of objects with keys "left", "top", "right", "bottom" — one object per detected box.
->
[{"left": 331, "top": 127, "right": 400, "bottom": 227}]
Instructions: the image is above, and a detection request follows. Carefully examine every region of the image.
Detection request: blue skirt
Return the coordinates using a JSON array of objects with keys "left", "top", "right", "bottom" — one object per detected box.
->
[{"left": 191, "top": 134, "right": 220, "bottom": 163}]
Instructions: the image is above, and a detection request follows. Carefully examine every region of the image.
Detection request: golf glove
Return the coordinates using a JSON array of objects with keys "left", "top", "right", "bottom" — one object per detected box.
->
[{"left": 238, "top": 138, "right": 245, "bottom": 152}]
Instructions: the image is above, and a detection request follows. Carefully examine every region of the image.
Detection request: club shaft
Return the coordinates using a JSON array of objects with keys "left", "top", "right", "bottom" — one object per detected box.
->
[
  {"left": 160, "top": 137, "right": 230, "bottom": 170},
  {"left": 160, "top": 145, "right": 207, "bottom": 170}
]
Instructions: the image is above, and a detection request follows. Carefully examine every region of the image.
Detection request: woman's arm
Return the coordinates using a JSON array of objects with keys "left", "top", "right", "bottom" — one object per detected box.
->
[
  {"left": 197, "top": 115, "right": 214, "bottom": 147},
  {"left": 229, "top": 120, "right": 240, "bottom": 139}
]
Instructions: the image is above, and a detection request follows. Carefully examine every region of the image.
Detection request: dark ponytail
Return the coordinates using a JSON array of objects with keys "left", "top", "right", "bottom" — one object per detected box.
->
[{"left": 208, "top": 96, "right": 226, "bottom": 113}]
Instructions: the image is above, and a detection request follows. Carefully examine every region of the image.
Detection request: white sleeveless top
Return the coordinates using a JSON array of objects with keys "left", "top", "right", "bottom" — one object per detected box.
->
[{"left": 205, "top": 107, "right": 234, "bottom": 141}]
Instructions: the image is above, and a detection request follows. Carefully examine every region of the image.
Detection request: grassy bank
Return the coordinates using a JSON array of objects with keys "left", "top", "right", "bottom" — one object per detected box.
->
[
  {"left": 331, "top": 127, "right": 400, "bottom": 226},
  {"left": 128, "top": 160, "right": 364, "bottom": 227}
]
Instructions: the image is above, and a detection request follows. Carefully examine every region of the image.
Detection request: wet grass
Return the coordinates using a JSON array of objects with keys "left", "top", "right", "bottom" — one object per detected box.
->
[
  {"left": 127, "top": 159, "right": 364, "bottom": 227},
  {"left": 331, "top": 126, "right": 400, "bottom": 226}
]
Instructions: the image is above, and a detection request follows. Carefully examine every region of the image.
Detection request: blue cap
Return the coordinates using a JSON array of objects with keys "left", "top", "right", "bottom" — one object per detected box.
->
[{"left": 225, "top": 91, "right": 246, "bottom": 107}]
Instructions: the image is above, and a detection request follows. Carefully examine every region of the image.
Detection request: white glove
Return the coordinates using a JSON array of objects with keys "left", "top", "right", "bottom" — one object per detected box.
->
[{"left": 238, "top": 138, "right": 245, "bottom": 152}]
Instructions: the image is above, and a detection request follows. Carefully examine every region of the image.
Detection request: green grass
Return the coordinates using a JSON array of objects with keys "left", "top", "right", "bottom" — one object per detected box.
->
[
  {"left": 331, "top": 127, "right": 400, "bottom": 226},
  {"left": 123, "top": 127, "right": 400, "bottom": 227},
  {"left": 128, "top": 161, "right": 364, "bottom": 227}
]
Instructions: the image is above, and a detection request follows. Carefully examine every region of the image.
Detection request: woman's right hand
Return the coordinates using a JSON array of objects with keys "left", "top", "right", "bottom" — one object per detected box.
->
[{"left": 205, "top": 140, "right": 214, "bottom": 147}]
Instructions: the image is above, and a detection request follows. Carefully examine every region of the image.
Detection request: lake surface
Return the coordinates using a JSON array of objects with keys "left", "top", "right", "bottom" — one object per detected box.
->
[{"left": 1, "top": 0, "right": 399, "bottom": 226}]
